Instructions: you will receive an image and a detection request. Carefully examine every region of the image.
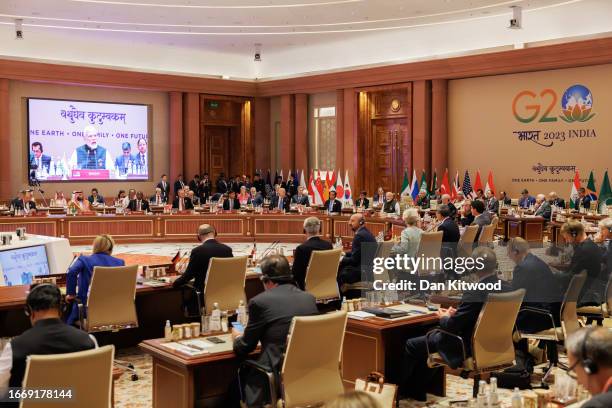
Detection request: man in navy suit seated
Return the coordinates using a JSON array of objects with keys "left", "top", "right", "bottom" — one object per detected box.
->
[
  {"left": 324, "top": 190, "right": 342, "bottom": 214},
  {"left": 291, "top": 217, "right": 333, "bottom": 290},
  {"left": 337, "top": 213, "right": 376, "bottom": 294},
  {"left": 399, "top": 247, "right": 510, "bottom": 401},
  {"left": 29, "top": 142, "right": 51, "bottom": 174},
  {"left": 436, "top": 204, "right": 460, "bottom": 258},
  {"left": 519, "top": 189, "right": 536, "bottom": 209},
  {"left": 114, "top": 142, "right": 134, "bottom": 174}
]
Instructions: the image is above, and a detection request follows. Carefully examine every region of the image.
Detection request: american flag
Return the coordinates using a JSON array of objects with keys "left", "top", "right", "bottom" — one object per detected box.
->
[{"left": 462, "top": 170, "right": 473, "bottom": 198}]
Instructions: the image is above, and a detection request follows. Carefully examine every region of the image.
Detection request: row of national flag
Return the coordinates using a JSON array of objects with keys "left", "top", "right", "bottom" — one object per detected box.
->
[
  {"left": 569, "top": 169, "right": 612, "bottom": 212},
  {"left": 400, "top": 169, "right": 497, "bottom": 201}
]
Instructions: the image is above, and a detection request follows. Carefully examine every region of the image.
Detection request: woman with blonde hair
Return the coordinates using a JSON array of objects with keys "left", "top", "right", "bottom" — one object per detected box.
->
[
  {"left": 65, "top": 234, "right": 125, "bottom": 325},
  {"left": 391, "top": 208, "right": 422, "bottom": 258},
  {"left": 325, "top": 391, "right": 381, "bottom": 408}
]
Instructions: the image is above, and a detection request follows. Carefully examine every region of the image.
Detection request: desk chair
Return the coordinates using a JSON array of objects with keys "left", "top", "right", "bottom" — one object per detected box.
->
[
  {"left": 477, "top": 223, "right": 496, "bottom": 246},
  {"left": 415, "top": 231, "right": 443, "bottom": 275},
  {"left": 78, "top": 265, "right": 139, "bottom": 380},
  {"left": 426, "top": 289, "right": 526, "bottom": 397},
  {"left": 203, "top": 256, "right": 248, "bottom": 315},
  {"left": 239, "top": 311, "right": 348, "bottom": 408},
  {"left": 21, "top": 345, "right": 114, "bottom": 408},
  {"left": 304, "top": 248, "right": 343, "bottom": 303},
  {"left": 457, "top": 225, "right": 479, "bottom": 257},
  {"left": 517, "top": 271, "right": 587, "bottom": 383},
  {"left": 576, "top": 274, "right": 612, "bottom": 325}
]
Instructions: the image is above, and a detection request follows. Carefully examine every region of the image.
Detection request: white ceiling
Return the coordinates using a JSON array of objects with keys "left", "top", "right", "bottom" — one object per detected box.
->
[{"left": 0, "top": 0, "right": 611, "bottom": 80}]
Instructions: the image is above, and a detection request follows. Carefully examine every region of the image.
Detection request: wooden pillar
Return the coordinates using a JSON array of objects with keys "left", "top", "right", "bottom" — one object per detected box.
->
[
  {"left": 0, "top": 79, "right": 10, "bottom": 200},
  {"left": 431, "top": 79, "right": 448, "bottom": 175},
  {"left": 254, "top": 97, "right": 271, "bottom": 172},
  {"left": 342, "top": 88, "right": 358, "bottom": 193},
  {"left": 169, "top": 92, "right": 183, "bottom": 201},
  {"left": 335, "top": 90, "right": 345, "bottom": 172},
  {"left": 294, "top": 94, "right": 308, "bottom": 172},
  {"left": 412, "top": 80, "right": 432, "bottom": 182},
  {"left": 183, "top": 92, "right": 200, "bottom": 180},
  {"left": 280, "top": 94, "right": 295, "bottom": 171}
]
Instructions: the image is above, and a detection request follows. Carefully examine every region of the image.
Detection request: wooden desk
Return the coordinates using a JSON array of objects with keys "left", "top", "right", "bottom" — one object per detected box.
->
[
  {"left": 502, "top": 216, "right": 546, "bottom": 244},
  {"left": 342, "top": 309, "right": 445, "bottom": 396},
  {"left": 140, "top": 334, "right": 254, "bottom": 408}
]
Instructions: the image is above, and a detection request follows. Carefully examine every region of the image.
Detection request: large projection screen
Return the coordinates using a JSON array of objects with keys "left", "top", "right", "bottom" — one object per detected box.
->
[{"left": 27, "top": 98, "right": 150, "bottom": 181}]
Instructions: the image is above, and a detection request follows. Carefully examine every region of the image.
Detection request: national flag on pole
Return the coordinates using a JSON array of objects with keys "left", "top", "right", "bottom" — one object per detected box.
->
[
  {"left": 410, "top": 170, "right": 419, "bottom": 200},
  {"left": 586, "top": 171, "right": 598, "bottom": 200},
  {"left": 473, "top": 170, "right": 483, "bottom": 197},
  {"left": 462, "top": 170, "right": 473, "bottom": 198},
  {"left": 440, "top": 169, "right": 451, "bottom": 197},
  {"left": 484, "top": 170, "right": 496, "bottom": 196},
  {"left": 430, "top": 170, "right": 438, "bottom": 196},
  {"left": 266, "top": 169, "right": 272, "bottom": 187},
  {"left": 279, "top": 169, "right": 284, "bottom": 181},
  {"left": 323, "top": 171, "right": 330, "bottom": 200},
  {"left": 314, "top": 171, "right": 324, "bottom": 205},
  {"left": 598, "top": 170, "right": 612, "bottom": 213},
  {"left": 300, "top": 169, "right": 307, "bottom": 189},
  {"left": 452, "top": 170, "right": 461, "bottom": 200},
  {"left": 420, "top": 170, "right": 428, "bottom": 197},
  {"left": 335, "top": 171, "right": 344, "bottom": 199},
  {"left": 569, "top": 170, "right": 581, "bottom": 209},
  {"left": 307, "top": 170, "right": 315, "bottom": 202},
  {"left": 294, "top": 170, "right": 300, "bottom": 188},
  {"left": 400, "top": 169, "right": 410, "bottom": 196},
  {"left": 343, "top": 170, "right": 352, "bottom": 203}
]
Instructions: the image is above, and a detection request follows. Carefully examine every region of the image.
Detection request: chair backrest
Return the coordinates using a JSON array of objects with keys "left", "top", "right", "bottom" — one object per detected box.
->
[
  {"left": 561, "top": 271, "right": 587, "bottom": 339},
  {"left": 304, "top": 248, "right": 343, "bottom": 302},
  {"left": 375, "top": 240, "right": 395, "bottom": 283},
  {"left": 204, "top": 256, "right": 248, "bottom": 315},
  {"left": 490, "top": 215, "right": 499, "bottom": 228},
  {"left": 21, "top": 345, "right": 114, "bottom": 408},
  {"left": 281, "top": 311, "right": 347, "bottom": 408},
  {"left": 87, "top": 265, "right": 139, "bottom": 332},
  {"left": 606, "top": 274, "right": 612, "bottom": 316},
  {"left": 472, "top": 289, "right": 525, "bottom": 371},
  {"left": 478, "top": 223, "right": 496, "bottom": 245},
  {"left": 415, "top": 231, "right": 443, "bottom": 275},
  {"left": 457, "top": 225, "right": 479, "bottom": 256}
]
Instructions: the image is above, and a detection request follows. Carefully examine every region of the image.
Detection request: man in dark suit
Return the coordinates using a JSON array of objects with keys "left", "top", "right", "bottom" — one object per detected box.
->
[
  {"left": 355, "top": 191, "right": 369, "bottom": 209},
  {"left": 485, "top": 190, "right": 499, "bottom": 215},
  {"left": 440, "top": 194, "right": 458, "bottom": 220},
  {"left": 248, "top": 187, "right": 264, "bottom": 207},
  {"left": 252, "top": 173, "right": 265, "bottom": 193},
  {"left": 291, "top": 217, "right": 334, "bottom": 290},
  {"left": 324, "top": 190, "right": 342, "bottom": 214},
  {"left": 0, "top": 284, "right": 96, "bottom": 406},
  {"left": 270, "top": 188, "right": 290, "bottom": 211},
  {"left": 534, "top": 194, "right": 552, "bottom": 221},
  {"left": 216, "top": 173, "right": 228, "bottom": 194},
  {"left": 507, "top": 238, "right": 561, "bottom": 333},
  {"left": 11, "top": 190, "right": 37, "bottom": 213},
  {"left": 172, "top": 224, "right": 233, "bottom": 293},
  {"left": 548, "top": 192, "right": 565, "bottom": 209},
  {"left": 338, "top": 213, "right": 377, "bottom": 290},
  {"left": 470, "top": 200, "right": 491, "bottom": 242},
  {"left": 399, "top": 247, "right": 510, "bottom": 401},
  {"left": 189, "top": 174, "right": 201, "bottom": 197},
  {"left": 156, "top": 174, "right": 170, "bottom": 202},
  {"left": 114, "top": 142, "right": 134, "bottom": 175},
  {"left": 566, "top": 327, "right": 612, "bottom": 408},
  {"left": 199, "top": 173, "right": 211, "bottom": 202},
  {"left": 223, "top": 191, "right": 241, "bottom": 211},
  {"left": 127, "top": 191, "right": 150, "bottom": 212},
  {"left": 87, "top": 188, "right": 105, "bottom": 206},
  {"left": 519, "top": 189, "right": 536, "bottom": 209},
  {"left": 172, "top": 189, "right": 194, "bottom": 210},
  {"left": 436, "top": 204, "right": 460, "bottom": 259},
  {"left": 233, "top": 254, "right": 318, "bottom": 407},
  {"left": 150, "top": 188, "right": 166, "bottom": 205},
  {"left": 29, "top": 142, "right": 52, "bottom": 174},
  {"left": 498, "top": 191, "right": 512, "bottom": 206},
  {"left": 291, "top": 186, "right": 310, "bottom": 206},
  {"left": 174, "top": 174, "right": 186, "bottom": 194},
  {"left": 572, "top": 187, "right": 592, "bottom": 211}
]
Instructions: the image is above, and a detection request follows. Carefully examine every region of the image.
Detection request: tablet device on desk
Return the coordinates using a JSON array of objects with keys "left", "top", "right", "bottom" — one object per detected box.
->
[
  {"left": 206, "top": 336, "right": 226, "bottom": 344},
  {"left": 362, "top": 307, "right": 409, "bottom": 319}
]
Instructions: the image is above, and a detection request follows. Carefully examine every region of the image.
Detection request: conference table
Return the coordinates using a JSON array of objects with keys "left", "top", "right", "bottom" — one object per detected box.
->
[
  {"left": 140, "top": 308, "right": 443, "bottom": 408},
  {"left": 0, "top": 211, "right": 395, "bottom": 245},
  {"left": 501, "top": 215, "right": 546, "bottom": 244}
]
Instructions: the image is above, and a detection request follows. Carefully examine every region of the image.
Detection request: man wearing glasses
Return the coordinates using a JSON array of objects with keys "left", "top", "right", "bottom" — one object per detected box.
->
[{"left": 566, "top": 327, "right": 612, "bottom": 407}]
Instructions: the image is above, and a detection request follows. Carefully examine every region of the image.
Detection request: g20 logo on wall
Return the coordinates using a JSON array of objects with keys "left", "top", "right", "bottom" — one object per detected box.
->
[{"left": 512, "top": 84, "right": 596, "bottom": 123}]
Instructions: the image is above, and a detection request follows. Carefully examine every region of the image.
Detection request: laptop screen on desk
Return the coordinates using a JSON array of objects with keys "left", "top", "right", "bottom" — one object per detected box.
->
[{"left": 0, "top": 245, "right": 50, "bottom": 286}]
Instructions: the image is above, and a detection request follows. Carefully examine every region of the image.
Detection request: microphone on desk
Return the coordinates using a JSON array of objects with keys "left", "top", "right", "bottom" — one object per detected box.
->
[{"left": 260, "top": 241, "right": 280, "bottom": 259}]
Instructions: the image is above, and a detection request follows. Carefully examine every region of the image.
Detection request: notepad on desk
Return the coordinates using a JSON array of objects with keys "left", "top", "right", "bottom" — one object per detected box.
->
[{"left": 347, "top": 311, "right": 376, "bottom": 320}]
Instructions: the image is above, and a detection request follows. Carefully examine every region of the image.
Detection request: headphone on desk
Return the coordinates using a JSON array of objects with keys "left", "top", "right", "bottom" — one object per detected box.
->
[
  {"left": 24, "top": 283, "right": 66, "bottom": 317},
  {"left": 580, "top": 327, "right": 599, "bottom": 375}
]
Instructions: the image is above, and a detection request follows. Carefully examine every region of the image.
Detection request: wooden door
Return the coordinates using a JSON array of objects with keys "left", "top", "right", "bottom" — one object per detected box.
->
[
  {"left": 205, "top": 126, "right": 230, "bottom": 184},
  {"left": 370, "top": 119, "right": 407, "bottom": 193}
]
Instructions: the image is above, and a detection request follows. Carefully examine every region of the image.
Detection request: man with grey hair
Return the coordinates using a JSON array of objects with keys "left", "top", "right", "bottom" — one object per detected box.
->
[
  {"left": 566, "top": 327, "right": 612, "bottom": 407},
  {"left": 399, "top": 246, "right": 510, "bottom": 401},
  {"left": 441, "top": 193, "right": 457, "bottom": 219},
  {"left": 534, "top": 193, "right": 552, "bottom": 220},
  {"left": 291, "top": 217, "right": 333, "bottom": 290}
]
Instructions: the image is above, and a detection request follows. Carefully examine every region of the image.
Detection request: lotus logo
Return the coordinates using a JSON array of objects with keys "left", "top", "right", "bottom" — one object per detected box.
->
[{"left": 560, "top": 84, "right": 595, "bottom": 123}]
